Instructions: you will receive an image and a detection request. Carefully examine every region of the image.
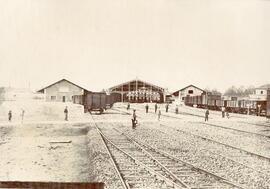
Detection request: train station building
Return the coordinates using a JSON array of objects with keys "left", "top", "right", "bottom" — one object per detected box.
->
[
  {"left": 172, "top": 85, "right": 205, "bottom": 103},
  {"left": 37, "top": 79, "right": 89, "bottom": 103},
  {"left": 108, "top": 79, "right": 166, "bottom": 103}
]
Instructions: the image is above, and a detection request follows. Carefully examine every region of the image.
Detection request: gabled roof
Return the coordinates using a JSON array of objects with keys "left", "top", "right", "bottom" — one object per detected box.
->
[
  {"left": 256, "top": 84, "right": 270, "bottom": 90},
  {"left": 172, "top": 85, "right": 205, "bottom": 96},
  {"left": 109, "top": 79, "right": 165, "bottom": 92},
  {"left": 37, "top": 79, "right": 89, "bottom": 93}
]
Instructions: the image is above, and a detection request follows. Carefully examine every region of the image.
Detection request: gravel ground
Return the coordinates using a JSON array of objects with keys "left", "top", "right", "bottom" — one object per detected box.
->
[
  {"left": 87, "top": 123, "right": 123, "bottom": 189},
  {"left": 116, "top": 122, "right": 270, "bottom": 189},
  {"left": 202, "top": 121, "right": 270, "bottom": 136},
  {"left": 162, "top": 121, "right": 270, "bottom": 159}
]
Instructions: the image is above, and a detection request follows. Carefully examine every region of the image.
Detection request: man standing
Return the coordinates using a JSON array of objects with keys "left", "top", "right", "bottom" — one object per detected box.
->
[
  {"left": 8, "top": 111, "right": 12, "bottom": 122},
  {"left": 165, "top": 103, "right": 169, "bottom": 113},
  {"left": 154, "top": 103, "right": 158, "bottom": 113},
  {"left": 221, "top": 107, "right": 225, "bottom": 118},
  {"left": 64, "top": 106, "right": 68, "bottom": 121},
  {"left": 175, "top": 105, "right": 179, "bottom": 114},
  {"left": 158, "top": 107, "right": 161, "bottom": 121},
  {"left": 145, "top": 104, "right": 149, "bottom": 113},
  {"left": 205, "top": 109, "right": 209, "bottom": 122},
  {"left": 132, "top": 109, "right": 137, "bottom": 129},
  {"left": 127, "top": 102, "right": 130, "bottom": 110}
]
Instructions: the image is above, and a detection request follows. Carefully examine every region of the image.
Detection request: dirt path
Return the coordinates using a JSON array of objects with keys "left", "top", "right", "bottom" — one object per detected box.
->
[{"left": 0, "top": 123, "right": 91, "bottom": 182}]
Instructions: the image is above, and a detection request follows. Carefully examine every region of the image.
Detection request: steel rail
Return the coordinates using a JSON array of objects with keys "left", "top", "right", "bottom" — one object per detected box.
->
[
  {"left": 97, "top": 126, "right": 188, "bottom": 189},
  {"left": 90, "top": 115, "right": 130, "bottom": 189},
  {"left": 117, "top": 128, "right": 246, "bottom": 189}
]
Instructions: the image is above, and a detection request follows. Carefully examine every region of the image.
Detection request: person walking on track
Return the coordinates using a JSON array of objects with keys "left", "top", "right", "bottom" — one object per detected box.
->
[
  {"left": 205, "top": 109, "right": 209, "bottom": 122},
  {"left": 127, "top": 102, "right": 130, "bottom": 110},
  {"left": 132, "top": 109, "right": 137, "bottom": 129},
  {"left": 155, "top": 103, "right": 158, "bottom": 113},
  {"left": 64, "top": 106, "right": 68, "bottom": 121},
  {"left": 145, "top": 104, "right": 149, "bottom": 113}
]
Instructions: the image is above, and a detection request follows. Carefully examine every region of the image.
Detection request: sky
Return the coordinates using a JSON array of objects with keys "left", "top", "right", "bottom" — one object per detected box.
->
[{"left": 0, "top": 0, "right": 269, "bottom": 93}]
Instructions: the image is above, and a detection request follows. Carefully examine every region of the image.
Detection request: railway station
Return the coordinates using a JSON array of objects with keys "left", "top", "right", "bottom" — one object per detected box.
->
[
  {"left": 108, "top": 79, "right": 166, "bottom": 103},
  {"left": 1, "top": 1, "right": 270, "bottom": 189}
]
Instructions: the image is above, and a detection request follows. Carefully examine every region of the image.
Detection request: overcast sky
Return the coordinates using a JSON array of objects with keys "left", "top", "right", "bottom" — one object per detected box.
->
[{"left": 0, "top": 0, "right": 269, "bottom": 92}]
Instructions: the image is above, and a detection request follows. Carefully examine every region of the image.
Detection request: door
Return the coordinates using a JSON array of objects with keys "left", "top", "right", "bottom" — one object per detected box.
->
[{"left": 62, "top": 96, "right": 66, "bottom": 102}]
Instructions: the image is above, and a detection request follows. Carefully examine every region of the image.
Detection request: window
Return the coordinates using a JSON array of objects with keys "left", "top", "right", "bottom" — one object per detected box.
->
[
  {"left": 182, "top": 97, "right": 185, "bottom": 100},
  {"left": 51, "top": 96, "right": 56, "bottom": 100},
  {"left": 188, "top": 90, "right": 193, "bottom": 94}
]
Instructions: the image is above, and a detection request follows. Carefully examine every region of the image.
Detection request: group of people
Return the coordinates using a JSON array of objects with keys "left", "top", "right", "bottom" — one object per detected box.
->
[
  {"left": 129, "top": 103, "right": 170, "bottom": 129},
  {"left": 205, "top": 107, "right": 230, "bottom": 122},
  {"left": 5, "top": 106, "right": 69, "bottom": 123},
  {"left": 129, "top": 102, "right": 232, "bottom": 128},
  {"left": 7, "top": 109, "right": 25, "bottom": 123}
]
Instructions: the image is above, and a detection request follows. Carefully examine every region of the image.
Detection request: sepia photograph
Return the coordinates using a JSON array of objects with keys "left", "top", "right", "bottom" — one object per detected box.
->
[{"left": 0, "top": 0, "right": 269, "bottom": 188}]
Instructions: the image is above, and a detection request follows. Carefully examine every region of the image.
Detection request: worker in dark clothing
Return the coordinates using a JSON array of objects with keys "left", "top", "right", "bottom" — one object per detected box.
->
[
  {"left": 154, "top": 103, "right": 158, "bottom": 113},
  {"left": 64, "top": 106, "right": 68, "bottom": 121},
  {"left": 175, "top": 105, "right": 179, "bottom": 114},
  {"left": 165, "top": 104, "right": 169, "bottom": 113},
  {"left": 205, "top": 109, "right": 209, "bottom": 122},
  {"left": 145, "top": 104, "right": 149, "bottom": 113},
  {"left": 127, "top": 102, "right": 130, "bottom": 110},
  {"left": 8, "top": 111, "right": 12, "bottom": 122},
  {"left": 132, "top": 109, "right": 137, "bottom": 129}
]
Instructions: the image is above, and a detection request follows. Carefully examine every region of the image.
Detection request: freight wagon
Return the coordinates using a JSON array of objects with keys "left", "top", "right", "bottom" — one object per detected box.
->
[
  {"left": 73, "top": 92, "right": 119, "bottom": 114},
  {"left": 84, "top": 92, "right": 107, "bottom": 114},
  {"left": 105, "top": 93, "right": 121, "bottom": 108},
  {"left": 185, "top": 93, "right": 267, "bottom": 116}
]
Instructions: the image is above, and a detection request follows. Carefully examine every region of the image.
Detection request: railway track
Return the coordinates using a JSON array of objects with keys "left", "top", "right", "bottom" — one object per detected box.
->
[
  {"left": 166, "top": 123, "right": 270, "bottom": 161},
  {"left": 91, "top": 116, "right": 244, "bottom": 188},
  {"left": 112, "top": 106, "right": 270, "bottom": 161},
  {"left": 199, "top": 122, "right": 270, "bottom": 138},
  {"left": 115, "top": 105, "right": 270, "bottom": 138},
  {"left": 155, "top": 123, "right": 270, "bottom": 175},
  {"left": 121, "top": 124, "right": 270, "bottom": 187},
  {"left": 240, "top": 121, "right": 270, "bottom": 129}
]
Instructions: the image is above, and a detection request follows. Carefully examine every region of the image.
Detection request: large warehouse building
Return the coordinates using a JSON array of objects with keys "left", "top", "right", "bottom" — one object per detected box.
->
[
  {"left": 108, "top": 79, "right": 166, "bottom": 103},
  {"left": 172, "top": 85, "right": 205, "bottom": 103},
  {"left": 37, "top": 79, "right": 88, "bottom": 103}
]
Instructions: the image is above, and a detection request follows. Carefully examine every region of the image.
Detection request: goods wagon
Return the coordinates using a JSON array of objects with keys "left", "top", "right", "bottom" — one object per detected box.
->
[
  {"left": 184, "top": 92, "right": 267, "bottom": 116},
  {"left": 84, "top": 92, "right": 107, "bottom": 114}
]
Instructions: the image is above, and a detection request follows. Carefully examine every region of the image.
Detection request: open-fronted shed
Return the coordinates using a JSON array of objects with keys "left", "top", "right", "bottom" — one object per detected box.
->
[{"left": 108, "top": 79, "right": 165, "bottom": 103}]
